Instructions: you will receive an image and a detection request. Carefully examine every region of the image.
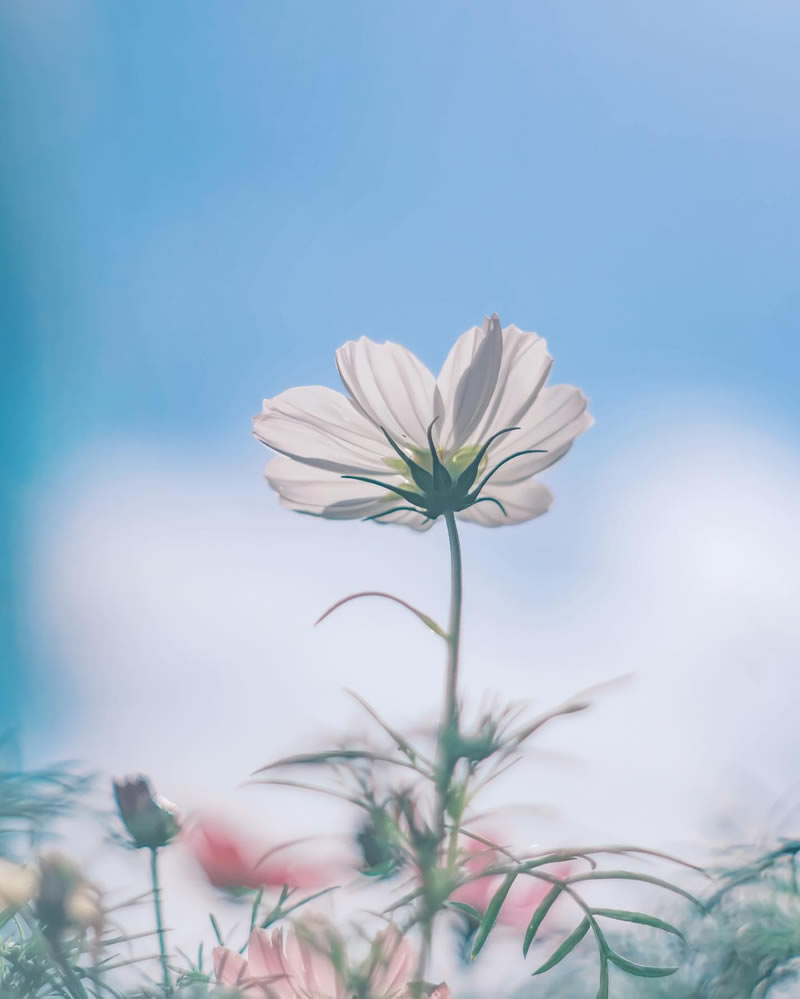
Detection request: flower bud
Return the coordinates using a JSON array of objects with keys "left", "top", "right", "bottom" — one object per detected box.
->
[
  {"left": 113, "top": 775, "right": 179, "bottom": 850},
  {"left": 356, "top": 806, "right": 405, "bottom": 879}
]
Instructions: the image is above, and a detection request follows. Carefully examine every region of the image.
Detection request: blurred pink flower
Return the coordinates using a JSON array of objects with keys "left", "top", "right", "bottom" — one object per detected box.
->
[
  {"left": 214, "top": 923, "right": 436, "bottom": 998},
  {"left": 452, "top": 834, "right": 571, "bottom": 930},
  {"left": 184, "top": 818, "right": 327, "bottom": 892},
  {"left": 365, "top": 925, "right": 415, "bottom": 998},
  {"left": 214, "top": 925, "right": 346, "bottom": 998}
]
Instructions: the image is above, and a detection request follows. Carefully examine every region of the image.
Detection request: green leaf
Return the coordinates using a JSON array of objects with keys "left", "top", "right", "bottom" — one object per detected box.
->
[
  {"left": 255, "top": 749, "right": 407, "bottom": 772},
  {"left": 607, "top": 950, "right": 679, "bottom": 978},
  {"left": 346, "top": 689, "right": 432, "bottom": 766},
  {"left": 592, "top": 908, "right": 685, "bottom": 941},
  {"left": 447, "top": 901, "right": 482, "bottom": 922},
  {"left": 209, "top": 913, "right": 223, "bottom": 946},
  {"left": 314, "top": 590, "right": 447, "bottom": 640},
  {"left": 471, "top": 873, "right": 516, "bottom": 958},
  {"left": 522, "top": 886, "right": 562, "bottom": 957},
  {"left": 263, "top": 885, "right": 339, "bottom": 927},
  {"left": 570, "top": 869, "right": 702, "bottom": 908},
  {"left": 532, "top": 918, "right": 590, "bottom": 975},
  {"left": 596, "top": 953, "right": 609, "bottom": 999},
  {"left": 249, "top": 887, "right": 263, "bottom": 932}
]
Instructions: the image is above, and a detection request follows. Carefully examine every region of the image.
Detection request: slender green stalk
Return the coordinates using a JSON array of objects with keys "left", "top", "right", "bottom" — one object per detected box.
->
[
  {"left": 443, "top": 511, "right": 463, "bottom": 730},
  {"left": 150, "top": 847, "right": 172, "bottom": 995},
  {"left": 418, "top": 512, "right": 465, "bottom": 982}
]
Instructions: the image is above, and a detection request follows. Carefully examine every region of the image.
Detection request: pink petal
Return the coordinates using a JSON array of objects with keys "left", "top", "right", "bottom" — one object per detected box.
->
[
  {"left": 213, "top": 947, "right": 249, "bottom": 987},
  {"left": 369, "top": 926, "right": 414, "bottom": 996}
]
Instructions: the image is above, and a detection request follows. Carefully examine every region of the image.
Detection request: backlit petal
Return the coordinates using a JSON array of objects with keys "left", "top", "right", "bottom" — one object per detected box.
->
[
  {"left": 435, "top": 315, "right": 503, "bottom": 452},
  {"left": 254, "top": 386, "right": 391, "bottom": 474},
  {"left": 265, "top": 455, "right": 411, "bottom": 521},
  {"left": 372, "top": 507, "right": 435, "bottom": 532},
  {"left": 468, "top": 323, "right": 552, "bottom": 445},
  {"left": 457, "top": 479, "right": 554, "bottom": 527},
  {"left": 485, "top": 385, "right": 593, "bottom": 484},
  {"left": 336, "top": 338, "right": 437, "bottom": 447}
]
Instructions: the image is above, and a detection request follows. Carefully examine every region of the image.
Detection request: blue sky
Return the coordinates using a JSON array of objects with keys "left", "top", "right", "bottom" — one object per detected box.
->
[
  {"left": 4, "top": 7, "right": 800, "bottom": 974},
  {"left": 3, "top": 2, "right": 799, "bottom": 739}
]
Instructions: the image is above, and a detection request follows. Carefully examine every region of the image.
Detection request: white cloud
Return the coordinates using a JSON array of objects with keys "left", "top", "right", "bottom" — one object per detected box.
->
[{"left": 25, "top": 412, "right": 800, "bottom": 987}]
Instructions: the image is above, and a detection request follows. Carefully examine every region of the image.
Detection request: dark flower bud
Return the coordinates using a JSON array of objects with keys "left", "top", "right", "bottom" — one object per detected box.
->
[
  {"left": 113, "top": 775, "right": 179, "bottom": 850},
  {"left": 356, "top": 807, "right": 405, "bottom": 879}
]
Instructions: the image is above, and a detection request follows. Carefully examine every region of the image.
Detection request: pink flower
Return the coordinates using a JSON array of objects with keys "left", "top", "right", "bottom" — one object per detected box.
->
[
  {"left": 214, "top": 926, "right": 346, "bottom": 999},
  {"left": 214, "top": 924, "right": 438, "bottom": 999},
  {"left": 452, "top": 835, "right": 570, "bottom": 930},
  {"left": 184, "top": 819, "right": 325, "bottom": 892},
  {"left": 365, "top": 926, "right": 415, "bottom": 998}
]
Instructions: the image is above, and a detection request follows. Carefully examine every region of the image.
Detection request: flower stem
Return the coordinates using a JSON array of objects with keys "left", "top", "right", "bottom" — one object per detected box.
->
[
  {"left": 419, "top": 512, "right": 464, "bottom": 982},
  {"left": 150, "top": 847, "right": 172, "bottom": 995},
  {"left": 443, "top": 511, "right": 463, "bottom": 732}
]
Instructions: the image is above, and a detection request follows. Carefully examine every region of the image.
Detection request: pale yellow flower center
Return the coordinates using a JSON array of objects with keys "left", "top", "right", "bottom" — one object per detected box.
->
[{"left": 383, "top": 445, "right": 488, "bottom": 494}]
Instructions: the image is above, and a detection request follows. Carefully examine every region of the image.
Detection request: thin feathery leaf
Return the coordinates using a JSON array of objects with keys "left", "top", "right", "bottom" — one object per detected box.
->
[{"left": 315, "top": 592, "right": 446, "bottom": 639}]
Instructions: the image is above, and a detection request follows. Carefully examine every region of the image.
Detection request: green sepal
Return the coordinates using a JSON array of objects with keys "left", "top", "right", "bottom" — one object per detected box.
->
[
  {"left": 426, "top": 420, "right": 450, "bottom": 490},
  {"left": 456, "top": 426, "right": 519, "bottom": 490},
  {"left": 380, "top": 427, "right": 434, "bottom": 493},
  {"left": 341, "top": 475, "right": 425, "bottom": 506}
]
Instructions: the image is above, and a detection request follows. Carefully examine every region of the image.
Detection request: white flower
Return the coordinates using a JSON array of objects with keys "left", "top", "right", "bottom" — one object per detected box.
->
[{"left": 254, "top": 315, "right": 592, "bottom": 529}]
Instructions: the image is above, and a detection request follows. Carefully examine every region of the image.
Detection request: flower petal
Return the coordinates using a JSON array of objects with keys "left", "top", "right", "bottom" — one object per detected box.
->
[
  {"left": 369, "top": 926, "right": 414, "bottom": 996},
  {"left": 484, "top": 385, "right": 593, "bottom": 485},
  {"left": 213, "top": 947, "right": 250, "bottom": 988},
  {"left": 336, "top": 338, "right": 437, "bottom": 447},
  {"left": 468, "top": 323, "right": 553, "bottom": 445},
  {"left": 246, "top": 930, "right": 295, "bottom": 999},
  {"left": 435, "top": 315, "right": 503, "bottom": 452},
  {"left": 457, "top": 479, "right": 554, "bottom": 527},
  {"left": 254, "top": 386, "right": 391, "bottom": 475},
  {"left": 286, "top": 927, "right": 345, "bottom": 999},
  {"left": 265, "top": 455, "right": 413, "bottom": 521},
  {"left": 372, "top": 506, "right": 435, "bottom": 532}
]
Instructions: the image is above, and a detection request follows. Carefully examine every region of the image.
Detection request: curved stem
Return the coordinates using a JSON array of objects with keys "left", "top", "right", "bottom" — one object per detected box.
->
[{"left": 150, "top": 848, "right": 172, "bottom": 995}]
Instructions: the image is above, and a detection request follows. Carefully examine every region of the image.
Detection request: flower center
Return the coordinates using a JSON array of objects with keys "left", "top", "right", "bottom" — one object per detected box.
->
[
  {"left": 342, "top": 424, "right": 542, "bottom": 524},
  {"left": 383, "top": 445, "right": 487, "bottom": 493}
]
